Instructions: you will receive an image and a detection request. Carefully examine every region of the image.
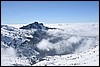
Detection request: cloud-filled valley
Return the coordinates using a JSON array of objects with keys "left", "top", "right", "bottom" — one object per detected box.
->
[{"left": 1, "top": 22, "right": 99, "bottom": 66}]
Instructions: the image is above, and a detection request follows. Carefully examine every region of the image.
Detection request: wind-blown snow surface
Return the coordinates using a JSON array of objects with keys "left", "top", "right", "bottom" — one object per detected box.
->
[{"left": 1, "top": 23, "right": 99, "bottom": 66}]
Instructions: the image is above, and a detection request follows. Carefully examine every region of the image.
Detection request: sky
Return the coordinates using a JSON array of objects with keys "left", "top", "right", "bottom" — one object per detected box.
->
[{"left": 1, "top": 1, "right": 99, "bottom": 24}]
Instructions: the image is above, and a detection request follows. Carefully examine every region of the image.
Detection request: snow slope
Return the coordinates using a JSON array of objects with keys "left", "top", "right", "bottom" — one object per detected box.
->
[
  {"left": 33, "top": 45, "right": 99, "bottom": 66},
  {"left": 1, "top": 23, "right": 99, "bottom": 66}
]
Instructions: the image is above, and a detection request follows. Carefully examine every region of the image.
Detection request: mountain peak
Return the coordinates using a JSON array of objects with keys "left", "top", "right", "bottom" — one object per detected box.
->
[{"left": 19, "top": 22, "right": 57, "bottom": 30}]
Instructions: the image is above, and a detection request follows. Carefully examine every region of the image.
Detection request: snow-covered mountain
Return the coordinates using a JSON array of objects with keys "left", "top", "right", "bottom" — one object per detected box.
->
[{"left": 1, "top": 22, "right": 99, "bottom": 66}]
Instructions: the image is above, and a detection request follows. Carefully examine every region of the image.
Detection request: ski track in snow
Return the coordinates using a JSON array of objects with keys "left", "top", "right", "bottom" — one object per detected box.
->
[{"left": 1, "top": 23, "right": 99, "bottom": 66}]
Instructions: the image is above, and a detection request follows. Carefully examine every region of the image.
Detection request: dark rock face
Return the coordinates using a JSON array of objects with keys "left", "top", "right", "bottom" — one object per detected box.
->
[
  {"left": 29, "top": 30, "right": 48, "bottom": 45},
  {"left": 19, "top": 22, "right": 57, "bottom": 30}
]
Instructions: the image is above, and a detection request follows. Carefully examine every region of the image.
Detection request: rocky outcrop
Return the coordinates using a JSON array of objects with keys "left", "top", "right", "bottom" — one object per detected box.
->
[{"left": 19, "top": 22, "right": 57, "bottom": 30}]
